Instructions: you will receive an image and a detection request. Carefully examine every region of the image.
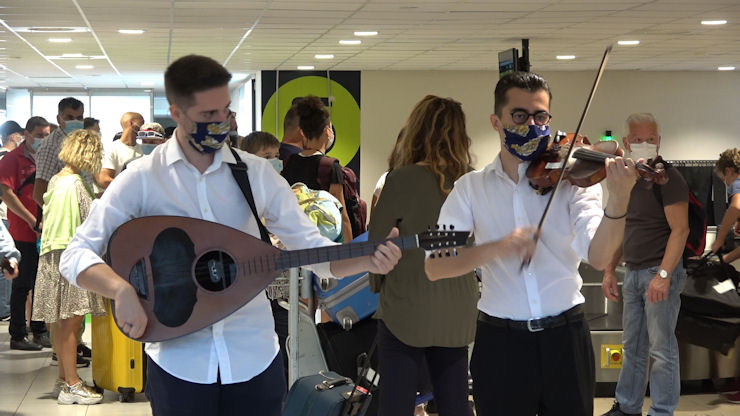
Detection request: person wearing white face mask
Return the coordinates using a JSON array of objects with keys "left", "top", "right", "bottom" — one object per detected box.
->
[{"left": 601, "top": 112, "right": 690, "bottom": 416}]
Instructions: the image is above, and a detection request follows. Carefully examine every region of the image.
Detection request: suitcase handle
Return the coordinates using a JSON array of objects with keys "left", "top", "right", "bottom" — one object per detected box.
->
[{"left": 315, "top": 371, "right": 352, "bottom": 391}]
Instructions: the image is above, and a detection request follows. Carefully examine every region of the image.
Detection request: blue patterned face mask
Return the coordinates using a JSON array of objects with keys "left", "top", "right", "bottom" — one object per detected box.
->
[
  {"left": 503, "top": 124, "right": 550, "bottom": 161},
  {"left": 182, "top": 112, "right": 232, "bottom": 154}
]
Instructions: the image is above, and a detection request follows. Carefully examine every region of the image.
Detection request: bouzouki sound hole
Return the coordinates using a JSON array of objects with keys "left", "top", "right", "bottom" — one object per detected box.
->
[{"left": 194, "top": 251, "right": 237, "bottom": 292}]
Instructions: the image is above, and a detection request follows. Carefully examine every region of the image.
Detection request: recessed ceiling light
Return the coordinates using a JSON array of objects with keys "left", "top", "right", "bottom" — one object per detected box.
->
[
  {"left": 718, "top": 66, "right": 736, "bottom": 71},
  {"left": 19, "top": 27, "right": 88, "bottom": 33},
  {"left": 315, "top": 54, "right": 334, "bottom": 59},
  {"left": 556, "top": 55, "right": 576, "bottom": 60},
  {"left": 48, "top": 38, "right": 72, "bottom": 43},
  {"left": 354, "top": 31, "right": 378, "bottom": 36},
  {"left": 701, "top": 20, "right": 727, "bottom": 25},
  {"left": 118, "top": 29, "right": 145, "bottom": 34},
  {"left": 62, "top": 53, "right": 84, "bottom": 58},
  {"left": 339, "top": 40, "right": 361, "bottom": 45},
  {"left": 75, "top": 65, "right": 94, "bottom": 69},
  {"left": 617, "top": 40, "right": 640, "bottom": 46},
  {"left": 141, "top": 81, "right": 154, "bottom": 86},
  {"left": 297, "top": 65, "right": 315, "bottom": 70}
]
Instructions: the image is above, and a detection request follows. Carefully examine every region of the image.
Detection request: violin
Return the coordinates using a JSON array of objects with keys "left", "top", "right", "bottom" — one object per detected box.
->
[{"left": 526, "top": 131, "right": 669, "bottom": 195}]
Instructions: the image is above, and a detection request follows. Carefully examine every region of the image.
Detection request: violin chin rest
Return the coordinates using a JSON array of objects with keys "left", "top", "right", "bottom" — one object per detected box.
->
[{"left": 592, "top": 140, "right": 619, "bottom": 155}]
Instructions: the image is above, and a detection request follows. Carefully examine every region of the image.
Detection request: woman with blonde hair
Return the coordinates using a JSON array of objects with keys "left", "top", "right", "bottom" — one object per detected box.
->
[
  {"left": 32, "top": 129, "right": 106, "bottom": 405},
  {"left": 369, "top": 95, "right": 477, "bottom": 416}
]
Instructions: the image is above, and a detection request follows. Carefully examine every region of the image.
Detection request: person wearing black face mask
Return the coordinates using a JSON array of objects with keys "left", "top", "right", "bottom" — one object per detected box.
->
[{"left": 425, "top": 71, "right": 637, "bottom": 416}]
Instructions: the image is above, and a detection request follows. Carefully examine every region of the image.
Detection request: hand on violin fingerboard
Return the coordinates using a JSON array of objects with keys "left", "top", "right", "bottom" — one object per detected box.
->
[{"left": 604, "top": 157, "right": 637, "bottom": 206}]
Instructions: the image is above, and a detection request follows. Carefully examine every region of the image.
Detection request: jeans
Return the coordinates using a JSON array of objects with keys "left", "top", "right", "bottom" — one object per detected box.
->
[
  {"left": 0, "top": 219, "right": 11, "bottom": 317},
  {"left": 616, "top": 263, "right": 687, "bottom": 416},
  {"left": 0, "top": 272, "right": 10, "bottom": 317}
]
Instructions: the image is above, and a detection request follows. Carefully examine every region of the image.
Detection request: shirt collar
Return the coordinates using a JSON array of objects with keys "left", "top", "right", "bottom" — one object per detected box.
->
[{"left": 489, "top": 154, "right": 531, "bottom": 184}]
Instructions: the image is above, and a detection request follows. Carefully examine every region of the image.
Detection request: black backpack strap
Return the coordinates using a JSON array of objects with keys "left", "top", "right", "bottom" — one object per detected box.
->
[
  {"left": 227, "top": 147, "right": 270, "bottom": 244},
  {"left": 652, "top": 183, "right": 664, "bottom": 207}
]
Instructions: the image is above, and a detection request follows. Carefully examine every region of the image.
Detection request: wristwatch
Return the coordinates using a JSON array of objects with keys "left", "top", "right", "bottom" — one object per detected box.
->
[{"left": 658, "top": 269, "right": 669, "bottom": 279}]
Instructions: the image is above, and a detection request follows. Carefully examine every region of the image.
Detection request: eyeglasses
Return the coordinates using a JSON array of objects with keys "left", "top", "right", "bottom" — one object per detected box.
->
[
  {"left": 510, "top": 109, "right": 552, "bottom": 126},
  {"left": 137, "top": 130, "right": 163, "bottom": 139}
]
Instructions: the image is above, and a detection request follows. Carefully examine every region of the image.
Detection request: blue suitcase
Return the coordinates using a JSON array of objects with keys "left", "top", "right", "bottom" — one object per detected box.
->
[
  {"left": 314, "top": 232, "right": 378, "bottom": 330},
  {"left": 283, "top": 370, "right": 371, "bottom": 416}
]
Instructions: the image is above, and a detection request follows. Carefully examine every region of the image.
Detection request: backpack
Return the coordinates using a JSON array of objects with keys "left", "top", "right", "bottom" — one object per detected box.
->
[
  {"left": 317, "top": 156, "right": 367, "bottom": 238},
  {"left": 652, "top": 183, "right": 707, "bottom": 260},
  {"left": 290, "top": 182, "right": 344, "bottom": 242}
]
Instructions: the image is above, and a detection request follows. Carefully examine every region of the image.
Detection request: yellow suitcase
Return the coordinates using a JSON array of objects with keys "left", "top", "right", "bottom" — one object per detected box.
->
[{"left": 91, "top": 299, "right": 145, "bottom": 402}]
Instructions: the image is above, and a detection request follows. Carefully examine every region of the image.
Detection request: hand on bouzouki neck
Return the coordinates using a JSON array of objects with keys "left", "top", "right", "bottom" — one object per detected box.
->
[
  {"left": 114, "top": 283, "right": 148, "bottom": 339},
  {"left": 367, "top": 227, "right": 402, "bottom": 274}
]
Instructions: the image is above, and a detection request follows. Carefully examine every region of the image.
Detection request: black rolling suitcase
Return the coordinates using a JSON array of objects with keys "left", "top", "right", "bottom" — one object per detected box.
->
[{"left": 283, "top": 337, "right": 377, "bottom": 416}]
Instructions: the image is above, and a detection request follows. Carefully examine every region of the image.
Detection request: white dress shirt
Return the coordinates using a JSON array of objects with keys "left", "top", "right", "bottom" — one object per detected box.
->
[
  {"left": 60, "top": 136, "right": 337, "bottom": 384},
  {"left": 437, "top": 155, "right": 603, "bottom": 320}
]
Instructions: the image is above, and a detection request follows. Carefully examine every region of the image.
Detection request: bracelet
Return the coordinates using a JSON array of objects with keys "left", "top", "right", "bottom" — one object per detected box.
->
[{"left": 603, "top": 210, "right": 627, "bottom": 220}]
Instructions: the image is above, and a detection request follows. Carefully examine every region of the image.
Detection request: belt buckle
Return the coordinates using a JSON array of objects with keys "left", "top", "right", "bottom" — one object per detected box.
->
[{"left": 527, "top": 318, "right": 544, "bottom": 332}]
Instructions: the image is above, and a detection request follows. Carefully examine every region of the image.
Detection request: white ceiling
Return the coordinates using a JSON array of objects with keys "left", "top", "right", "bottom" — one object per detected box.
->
[{"left": 0, "top": 0, "right": 738, "bottom": 90}]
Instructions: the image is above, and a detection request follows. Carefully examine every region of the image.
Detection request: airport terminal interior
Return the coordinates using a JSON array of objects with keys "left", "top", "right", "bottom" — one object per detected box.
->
[{"left": 0, "top": 0, "right": 739, "bottom": 415}]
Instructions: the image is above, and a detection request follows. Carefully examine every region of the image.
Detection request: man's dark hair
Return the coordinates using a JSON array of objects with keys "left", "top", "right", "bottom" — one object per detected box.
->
[
  {"left": 164, "top": 126, "right": 176, "bottom": 139},
  {"left": 283, "top": 106, "right": 300, "bottom": 132},
  {"left": 165, "top": 55, "right": 232, "bottom": 109},
  {"left": 83, "top": 117, "right": 99, "bottom": 129},
  {"left": 294, "top": 96, "right": 330, "bottom": 140},
  {"left": 25, "top": 116, "right": 50, "bottom": 133},
  {"left": 240, "top": 131, "right": 280, "bottom": 154},
  {"left": 58, "top": 97, "right": 84, "bottom": 115},
  {"left": 493, "top": 71, "right": 552, "bottom": 116}
]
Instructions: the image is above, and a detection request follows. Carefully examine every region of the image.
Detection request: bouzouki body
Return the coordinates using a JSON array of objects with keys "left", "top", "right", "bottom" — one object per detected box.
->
[{"left": 107, "top": 216, "right": 281, "bottom": 342}]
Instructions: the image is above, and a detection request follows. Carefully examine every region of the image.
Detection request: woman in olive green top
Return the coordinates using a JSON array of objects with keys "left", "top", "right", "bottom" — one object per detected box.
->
[{"left": 369, "top": 95, "right": 478, "bottom": 416}]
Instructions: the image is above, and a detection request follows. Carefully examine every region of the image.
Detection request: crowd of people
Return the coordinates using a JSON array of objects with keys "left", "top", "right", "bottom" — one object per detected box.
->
[{"left": 0, "top": 54, "right": 738, "bottom": 416}]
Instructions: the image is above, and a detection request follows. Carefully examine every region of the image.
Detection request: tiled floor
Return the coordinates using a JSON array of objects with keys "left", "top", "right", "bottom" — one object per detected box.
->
[{"left": 1, "top": 321, "right": 739, "bottom": 415}]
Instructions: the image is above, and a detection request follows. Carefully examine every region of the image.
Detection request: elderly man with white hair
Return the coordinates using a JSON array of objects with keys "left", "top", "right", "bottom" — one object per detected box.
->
[{"left": 601, "top": 113, "right": 690, "bottom": 416}]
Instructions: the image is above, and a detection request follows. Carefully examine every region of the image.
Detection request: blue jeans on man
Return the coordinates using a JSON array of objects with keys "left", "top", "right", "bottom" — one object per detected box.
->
[{"left": 616, "top": 263, "right": 687, "bottom": 416}]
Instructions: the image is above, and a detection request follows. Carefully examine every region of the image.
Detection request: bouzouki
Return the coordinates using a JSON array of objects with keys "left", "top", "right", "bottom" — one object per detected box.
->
[{"left": 106, "top": 216, "right": 469, "bottom": 342}]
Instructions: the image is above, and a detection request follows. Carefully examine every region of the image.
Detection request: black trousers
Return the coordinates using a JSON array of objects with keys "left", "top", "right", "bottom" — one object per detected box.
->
[
  {"left": 471, "top": 313, "right": 595, "bottom": 416},
  {"left": 377, "top": 320, "right": 473, "bottom": 416},
  {"left": 145, "top": 354, "right": 286, "bottom": 416},
  {"left": 270, "top": 298, "right": 289, "bottom": 388},
  {"left": 9, "top": 240, "right": 46, "bottom": 340}
]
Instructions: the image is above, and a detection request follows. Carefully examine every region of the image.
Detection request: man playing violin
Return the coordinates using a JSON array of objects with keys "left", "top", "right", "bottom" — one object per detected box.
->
[
  {"left": 58, "top": 55, "right": 402, "bottom": 415},
  {"left": 601, "top": 113, "right": 689, "bottom": 416},
  {"left": 426, "top": 71, "right": 637, "bottom": 416}
]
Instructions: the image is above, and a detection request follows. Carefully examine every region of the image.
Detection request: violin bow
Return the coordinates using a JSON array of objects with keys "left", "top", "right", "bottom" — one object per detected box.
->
[{"left": 522, "top": 45, "right": 613, "bottom": 269}]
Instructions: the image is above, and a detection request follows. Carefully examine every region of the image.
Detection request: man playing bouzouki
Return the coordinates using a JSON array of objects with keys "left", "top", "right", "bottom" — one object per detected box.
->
[{"left": 59, "top": 55, "right": 402, "bottom": 416}]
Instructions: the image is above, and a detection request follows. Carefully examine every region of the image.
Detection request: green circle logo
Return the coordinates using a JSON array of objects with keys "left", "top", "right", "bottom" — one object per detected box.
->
[{"left": 262, "top": 76, "right": 360, "bottom": 165}]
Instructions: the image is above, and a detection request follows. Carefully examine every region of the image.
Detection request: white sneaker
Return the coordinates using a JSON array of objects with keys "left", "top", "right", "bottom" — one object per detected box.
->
[{"left": 57, "top": 381, "right": 103, "bottom": 405}]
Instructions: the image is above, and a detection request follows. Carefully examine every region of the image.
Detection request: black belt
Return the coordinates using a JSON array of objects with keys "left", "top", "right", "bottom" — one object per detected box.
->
[{"left": 478, "top": 305, "right": 584, "bottom": 332}]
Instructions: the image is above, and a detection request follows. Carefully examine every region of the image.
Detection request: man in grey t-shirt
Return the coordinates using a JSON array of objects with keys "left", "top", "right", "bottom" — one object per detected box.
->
[{"left": 601, "top": 113, "right": 689, "bottom": 416}]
